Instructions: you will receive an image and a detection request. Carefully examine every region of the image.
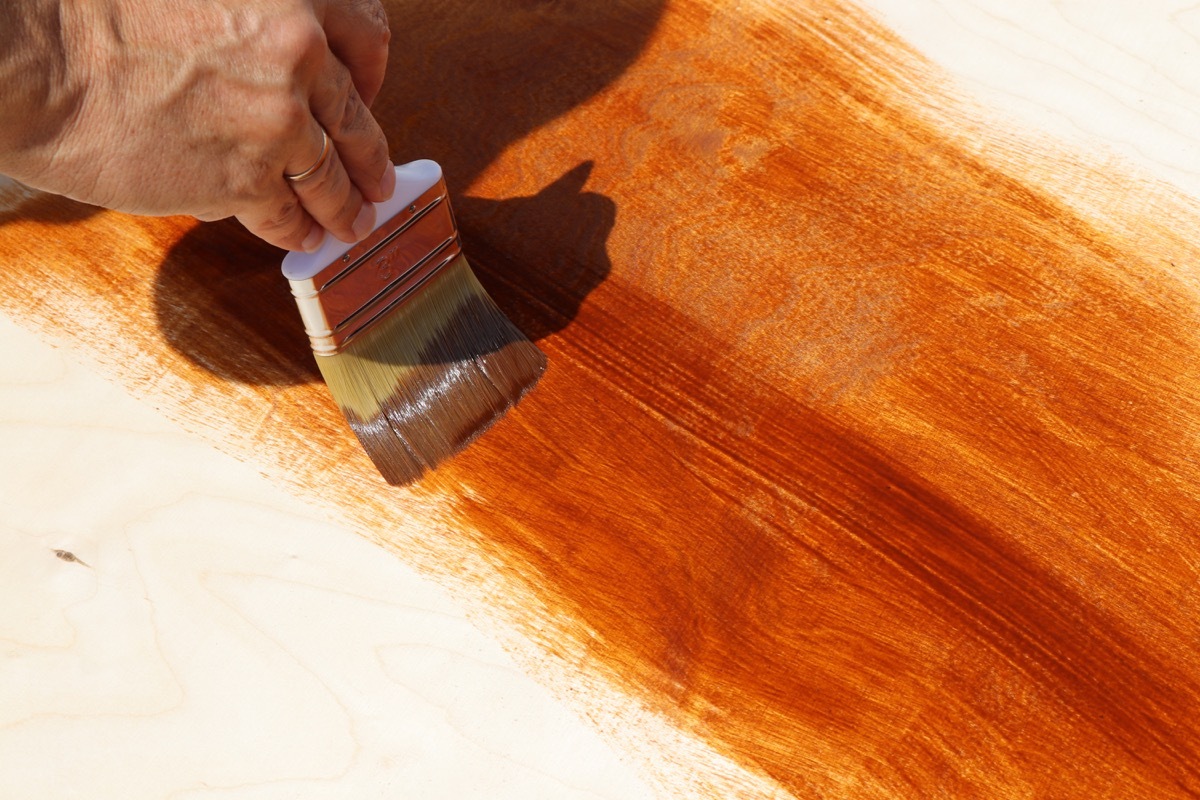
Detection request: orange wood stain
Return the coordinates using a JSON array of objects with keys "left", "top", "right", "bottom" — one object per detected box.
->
[{"left": 3, "top": 1, "right": 1200, "bottom": 796}]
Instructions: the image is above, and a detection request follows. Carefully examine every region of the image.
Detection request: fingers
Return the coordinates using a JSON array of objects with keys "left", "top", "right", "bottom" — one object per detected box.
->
[
  {"left": 236, "top": 185, "right": 323, "bottom": 253},
  {"left": 321, "top": 0, "right": 391, "bottom": 107},
  {"left": 238, "top": 124, "right": 328, "bottom": 252},
  {"left": 235, "top": 7, "right": 392, "bottom": 252},
  {"left": 285, "top": 123, "right": 377, "bottom": 246},
  {"left": 309, "top": 52, "right": 394, "bottom": 207}
]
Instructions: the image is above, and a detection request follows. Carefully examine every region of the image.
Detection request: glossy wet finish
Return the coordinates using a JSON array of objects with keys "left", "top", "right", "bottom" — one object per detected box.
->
[{"left": 2, "top": 1, "right": 1200, "bottom": 796}]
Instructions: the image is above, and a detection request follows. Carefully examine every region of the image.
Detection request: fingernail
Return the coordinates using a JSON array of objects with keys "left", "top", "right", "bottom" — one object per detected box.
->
[
  {"left": 378, "top": 161, "right": 396, "bottom": 200},
  {"left": 352, "top": 202, "right": 376, "bottom": 241},
  {"left": 301, "top": 223, "right": 325, "bottom": 253}
]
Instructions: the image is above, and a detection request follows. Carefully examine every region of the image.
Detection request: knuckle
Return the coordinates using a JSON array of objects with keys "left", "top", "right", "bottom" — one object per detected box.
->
[
  {"left": 279, "top": 101, "right": 311, "bottom": 136},
  {"left": 249, "top": 97, "right": 308, "bottom": 143},
  {"left": 334, "top": 67, "right": 355, "bottom": 108},
  {"left": 352, "top": 0, "right": 391, "bottom": 44},
  {"left": 270, "top": 15, "right": 326, "bottom": 64},
  {"left": 315, "top": 77, "right": 353, "bottom": 140},
  {"left": 366, "top": 6, "right": 391, "bottom": 47},
  {"left": 260, "top": 198, "right": 303, "bottom": 233},
  {"left": 223, "top": 156, "right": 271, "bottom": 202},
  {"left": 340, "top": 88, "right": 368, "bottom": 133}
]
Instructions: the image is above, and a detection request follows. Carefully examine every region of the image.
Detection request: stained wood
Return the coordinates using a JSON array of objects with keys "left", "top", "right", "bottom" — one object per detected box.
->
[{"left": 3, "top": 0, "right": 1200, "bottom": 796}]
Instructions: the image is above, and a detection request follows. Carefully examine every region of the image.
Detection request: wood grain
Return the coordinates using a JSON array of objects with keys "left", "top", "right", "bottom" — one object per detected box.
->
[
  {"left": 0, "top": 318, "right": 658, "bottom": 799},
  {"left": 4, "top": 0, "right": 1200, "bottom": 796}
]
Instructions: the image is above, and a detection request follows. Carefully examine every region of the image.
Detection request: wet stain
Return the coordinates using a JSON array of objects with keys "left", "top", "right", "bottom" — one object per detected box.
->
[
  {"left": 1, "top": 1, "right": 1199, "bottom": 797},
  {"left": 429, "top": 1, "right": 1200, "bottom": 796}
]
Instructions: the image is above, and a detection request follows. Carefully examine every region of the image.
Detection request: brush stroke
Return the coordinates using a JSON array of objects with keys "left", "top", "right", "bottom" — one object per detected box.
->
[{"left": 2, "top": 0, "right": 1200, "bottom": 796}]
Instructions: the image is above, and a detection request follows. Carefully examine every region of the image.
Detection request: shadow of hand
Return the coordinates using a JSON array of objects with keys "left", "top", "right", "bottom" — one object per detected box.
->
[
  {"left": 456, "top": 161, "right": 614, "bottom": 341},
  {"left": 151, "top": 0, "right": 667, "bottom": 386},
  {"left": 153, "top": 161, "right": 614, "bottom": 385}
]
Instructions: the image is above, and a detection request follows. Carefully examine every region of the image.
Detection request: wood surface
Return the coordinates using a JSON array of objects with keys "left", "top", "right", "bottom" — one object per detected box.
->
[
  {"left": 0, "top": 315, "right": 657, "bottom": 799},
  {"left": 4, "top": 0, "right": 1200, "bottom": 796}
]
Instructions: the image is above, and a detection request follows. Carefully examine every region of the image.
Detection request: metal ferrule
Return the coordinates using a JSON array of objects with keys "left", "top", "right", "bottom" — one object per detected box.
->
[{"left": 286, "top": 178, "right": 463, "bottom": 355}]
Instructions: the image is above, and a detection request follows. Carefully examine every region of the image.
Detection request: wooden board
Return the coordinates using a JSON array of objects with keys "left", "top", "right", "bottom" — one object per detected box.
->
[{"left": 3, "top": 1, "right": 1200, "bottom": 796}]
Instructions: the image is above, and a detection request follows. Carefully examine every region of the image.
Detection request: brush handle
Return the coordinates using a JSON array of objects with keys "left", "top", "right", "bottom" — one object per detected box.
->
[
  {"left": 280, "top": 159, "right": 463, "bottom": 356},
  {"left": 280, "top": 159, "right": 444, "bottom": 282}
]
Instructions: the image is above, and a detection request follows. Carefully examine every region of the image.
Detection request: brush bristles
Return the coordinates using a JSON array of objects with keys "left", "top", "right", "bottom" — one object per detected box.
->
[{"left": 316, "top": 254, "right": 547, "bottom": 484}]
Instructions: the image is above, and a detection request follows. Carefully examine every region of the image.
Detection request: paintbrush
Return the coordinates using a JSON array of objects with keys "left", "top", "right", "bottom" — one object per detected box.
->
[{"left": 281, "top": 159, "right": 546, "bottom": 484}]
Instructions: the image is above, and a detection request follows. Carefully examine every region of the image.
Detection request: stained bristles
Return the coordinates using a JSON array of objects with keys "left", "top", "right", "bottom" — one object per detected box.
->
[{"left": 315, "top": 254, "right": 547, "bottom": 484}]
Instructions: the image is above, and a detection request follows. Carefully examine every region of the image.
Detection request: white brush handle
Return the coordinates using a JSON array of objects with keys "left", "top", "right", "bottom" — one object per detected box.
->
[{"left": 280, "top": 159, "right": 444, "bottom": 282}]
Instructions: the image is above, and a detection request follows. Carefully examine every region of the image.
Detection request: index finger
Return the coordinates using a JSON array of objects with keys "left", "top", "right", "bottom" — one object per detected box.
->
[
  {"left": 309, "top": 51, "right": 393, "bottom": 206},
  {"left": 321, "top": 0, "right": 390, "bottom": 107}
]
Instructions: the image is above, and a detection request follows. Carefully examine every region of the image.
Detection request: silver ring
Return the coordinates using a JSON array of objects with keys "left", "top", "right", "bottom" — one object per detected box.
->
[{"left": 285, "top": 130, "right": 331, "bottom": 182}]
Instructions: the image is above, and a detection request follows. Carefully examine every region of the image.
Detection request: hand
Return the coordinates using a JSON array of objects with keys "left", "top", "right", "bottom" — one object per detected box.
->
[{"left": 0, "top": 0, "right": 393, "bottom": 252}]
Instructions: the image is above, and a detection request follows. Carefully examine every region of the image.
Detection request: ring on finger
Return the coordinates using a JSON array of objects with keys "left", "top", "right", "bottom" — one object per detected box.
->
[{"left": 285, "top": 130, "right": 331, "bottom": 182}]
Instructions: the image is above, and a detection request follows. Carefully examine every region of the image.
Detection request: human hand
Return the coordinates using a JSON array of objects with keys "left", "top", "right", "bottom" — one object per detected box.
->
[{"left": 0, "top": 0, "right": 393, "bottom": 252}]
